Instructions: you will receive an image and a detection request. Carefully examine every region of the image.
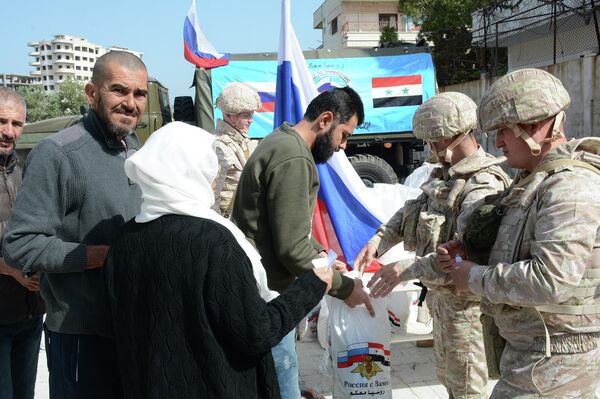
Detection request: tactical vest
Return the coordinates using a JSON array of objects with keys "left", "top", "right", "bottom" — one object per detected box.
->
[{"left": 484, "top": 140, "right": 600, "bottom": 357}]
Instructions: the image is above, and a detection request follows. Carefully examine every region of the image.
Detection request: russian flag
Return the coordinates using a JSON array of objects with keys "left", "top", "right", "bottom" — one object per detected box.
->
[
  {"left": 242, "top": 82, "right": 276, "bottom": 113},
  {"left": 336, "top": 342, "right": 391, "bottom": 368},
  {"left": 274, "top": 0, "right": 385, "bottom": 270},
  {"left": 183, "top": 0, "right": 230, "bottom": 69}
]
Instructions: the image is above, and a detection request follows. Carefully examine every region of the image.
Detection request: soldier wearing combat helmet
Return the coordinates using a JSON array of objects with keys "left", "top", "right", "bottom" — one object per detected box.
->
[
  {"left": 438, "top": 68, "right": 600, "bottom": 397},
  {"left": 355, "top": 92, "right": 510, "bottom": 398},
  {"left": 212, "top": 83, "right": 262, "bottom": 217}
]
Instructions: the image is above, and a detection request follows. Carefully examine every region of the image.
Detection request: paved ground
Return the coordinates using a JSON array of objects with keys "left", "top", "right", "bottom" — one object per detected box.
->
[{"left": 34, "top": 334, "right": 496, "bottom": 399}]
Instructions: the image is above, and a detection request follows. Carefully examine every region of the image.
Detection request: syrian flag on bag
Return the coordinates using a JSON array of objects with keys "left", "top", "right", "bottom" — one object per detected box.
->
[{"left": 372, "top": 75, "right": 423, "bottom": 108}]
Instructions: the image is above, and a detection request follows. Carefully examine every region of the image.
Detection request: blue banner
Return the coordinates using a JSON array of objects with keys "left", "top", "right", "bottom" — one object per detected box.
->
[{"left": 210, "top": 52, "right": 435, "bottom": 139}]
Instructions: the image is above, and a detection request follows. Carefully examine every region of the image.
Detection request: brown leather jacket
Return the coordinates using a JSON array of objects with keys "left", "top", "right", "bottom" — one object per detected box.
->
[{"left": 0, "top": 152, "right": 45, "bottom": 325}]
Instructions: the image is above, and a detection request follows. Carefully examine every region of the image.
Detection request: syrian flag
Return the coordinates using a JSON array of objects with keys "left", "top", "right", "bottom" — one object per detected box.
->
[
  {"left": 372, "top": 75, "right": 422, "bottom": 108},
  {"left": 183, "top": 0, "right": 230, "bottom": 69}
]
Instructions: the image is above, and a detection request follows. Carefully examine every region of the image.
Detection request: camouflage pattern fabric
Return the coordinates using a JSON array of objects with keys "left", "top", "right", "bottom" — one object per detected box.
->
[
  {"left": 368, "top": 147, "right": 510, "bottom": 398},
  {"left": 468, "top": 139, "right": 600, "bottom": 396},
  {"left": 491, "top": 342, "right": 600, "bottom": 398},
  {"left": 213, "top": 119, "right": 252, "bottom": 218},
  {"left": 413, "top": 92, "right": 477, "bottom": 142},
  {"left": 478, "top": 68, "right": 570, "bottom": 133},
  {"left": 428, "top": 292, "right": 488, "bottom": 399}
]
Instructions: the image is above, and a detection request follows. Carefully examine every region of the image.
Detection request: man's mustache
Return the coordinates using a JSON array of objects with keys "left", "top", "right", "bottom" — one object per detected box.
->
[{"left": 0, "top": 137, "right": 15, "bottom": 144}]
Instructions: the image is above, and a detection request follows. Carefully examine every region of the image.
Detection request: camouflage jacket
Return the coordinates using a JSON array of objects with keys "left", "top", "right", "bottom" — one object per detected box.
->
[
  {"left": 469, "top": 138, "right": 600, "bottom": 354},
  {"left": 213, "top": 119, "right": 252, "bottom": 217},
  {"left": 369, "top": 147, "right": 510, "bottom": 299}
]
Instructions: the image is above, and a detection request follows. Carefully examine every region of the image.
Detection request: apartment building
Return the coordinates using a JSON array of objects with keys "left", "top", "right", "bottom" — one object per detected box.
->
[
  {"left": 0, "top": 73, "right": 41, "bottom": 89},
  {"left": 313, "top": 0, "right": 420, "bottom": 50},
  {"left": 28, "top": 34, "right": 143, "bottom": 93}
]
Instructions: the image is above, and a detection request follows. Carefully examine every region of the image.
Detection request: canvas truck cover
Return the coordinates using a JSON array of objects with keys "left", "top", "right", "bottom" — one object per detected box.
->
[{"left": 210, "top": 48, "right": 436, "bottom": 139}]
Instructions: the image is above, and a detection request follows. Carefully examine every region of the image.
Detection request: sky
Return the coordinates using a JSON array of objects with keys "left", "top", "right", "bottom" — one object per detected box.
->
[{"left": 1, "top": 0, "right": 324, "bottom": 100}]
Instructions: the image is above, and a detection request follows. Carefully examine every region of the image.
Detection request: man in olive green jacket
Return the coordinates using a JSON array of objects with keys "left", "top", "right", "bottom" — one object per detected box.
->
[{"left": 232, "top": 87, "right": 372, "bottom": 399}]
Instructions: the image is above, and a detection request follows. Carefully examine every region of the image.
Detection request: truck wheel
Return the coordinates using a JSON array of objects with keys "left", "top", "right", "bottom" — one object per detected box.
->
[
  {"left": 348, "top": 154, "right": 398, "bottom": 187},
  {"left": 173, "top": 96, "right": 196, "bottom": 123}
]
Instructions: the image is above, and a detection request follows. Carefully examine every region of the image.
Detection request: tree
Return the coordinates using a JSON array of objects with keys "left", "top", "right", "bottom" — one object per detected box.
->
[
  {"left": 56, "top": 78, "right": 88, "bottom": 116},
  {"left": 16, "top": 85, "right": 60, "bottom": 123},
  {"left": 398, "top": 0, "right": 507, "bottom": 85},
  {"left": 16, "top": 78, "right": 88, "bottom": 123},
  {"left": 380, "top": 26, "right": 399, "bottom": 47}
]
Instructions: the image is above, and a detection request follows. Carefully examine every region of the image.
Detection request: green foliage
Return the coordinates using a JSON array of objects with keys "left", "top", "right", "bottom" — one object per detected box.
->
[
  {"left": 16, "top": 78, "right": 87, "bottom": 122},
  {"left": 380, "top": 26, "right": 399, "bottom": 46},
  {"left": 398, "top": 0, "right": 507, "bottom": 85}
]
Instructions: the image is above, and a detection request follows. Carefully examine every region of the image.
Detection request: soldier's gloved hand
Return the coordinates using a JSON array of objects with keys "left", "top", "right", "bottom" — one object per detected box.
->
[
  {"left": 353, "top": 243, "right": 377, "bottom": 274},
  {"left": 367, "top": 262, "right": 406, "bottom": 298},
  {"left": 450, "top": 260, "right": 476, "bottom": 292},
  {"left": 436, "top": 240, "right": 466, "bottom": 273}
]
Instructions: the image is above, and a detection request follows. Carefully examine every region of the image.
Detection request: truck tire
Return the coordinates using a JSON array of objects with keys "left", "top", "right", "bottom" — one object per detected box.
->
[
  {"left": 348, "top": 154, "right": 398, "bottom": 187},
  {"left": 173, "top": 96, "right": 196, "bottom": 123}
]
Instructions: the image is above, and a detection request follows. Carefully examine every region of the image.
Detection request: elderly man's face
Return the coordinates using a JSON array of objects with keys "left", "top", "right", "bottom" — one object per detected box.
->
[
  {"left": 85, "top": 62, "right": 148, "bottom": 138},
  {"left": 0, "top": 100, "right": 25, "bottom": 156}
]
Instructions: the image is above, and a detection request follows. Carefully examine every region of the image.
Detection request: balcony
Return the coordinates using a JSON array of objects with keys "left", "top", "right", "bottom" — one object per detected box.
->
[
  {"left": 342, "top": 20, "right": 418, "bottom": 34},
  {"left": 29, "top": 61, "right": 41, "bottom": 67}
]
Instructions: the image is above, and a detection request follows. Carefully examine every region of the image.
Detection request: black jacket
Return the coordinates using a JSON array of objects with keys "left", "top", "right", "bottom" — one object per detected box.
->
[
  {"left": 106, "top": 214, "right": 326, "bottom": 399},
  {"left": 0, "top": 152, "right": 45, "bottom": 325}
]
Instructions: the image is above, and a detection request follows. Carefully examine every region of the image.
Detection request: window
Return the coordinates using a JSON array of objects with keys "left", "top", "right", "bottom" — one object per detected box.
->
[
  {"left": 44, "top": 85, "right": 48, "bottom": 91},
  {"left": 83, "top": 67, "right": 88, "bottom": 71},
  {"left": 75, "top": 46, "right": 80, "bottom": 51},
  {"left": 82, "top": 57, "right": 87, "bottom": 61},
  {"left": 41, "top": 55, "right": 45, "bottom": 61},
  {"left": 76, "top": 66, "right": 81, "bottom": 70},
  {"left": 35, "top": 47, "right": 39, "bottom": 51},
  {"left": 66, "top": 56, "right": 70, "bottom": 60},
  {"left": 66, "top": 65, "right": 71, "bottom": 69},
  {"left": 49, "top": 85, "right": 54, "bottom": 90},
  {"left": 331, "top": 17, "right": 338, "bottom": 35},
  {"left": 89, "top": 48, "right": 94, "bottom": 53},
  {"left": 47, "top": 55, "right": 52, "bottom": 60},
  {"left": 42, "top": 66, "right": 46, "bottom": 70},
  {"left": 89, "top": 58, "right": 94, "bottom": 62},
  {"left": 48, "top": 65, "right": 53, "bottom": 70},
  {"left": 49, "top": 75, "right": 54, "bottom": 80},
  {"left": 75, "top": 56, "right": 80, "bottom": 61},
  {"left": 56, "top": 45, "right": 61, "bottom": 50},
  {"left": 59, "top": 65, "right": 63, "bottom": 69},
  {"left": 66, "top": 45, "right": 70, "bottom": 50},
  {"left": 379, "top": 14, "right": 398, "bottom": 31},
  {"left": 43, "top": 76, "right": 47, "bottom": 81},
  {"left": 82, "top": 46, "right": 87, "bottom": 52},
  {"left": 57, "top": 55, "right": 62, "bottom": 60},
  {"left": 36, "top": 57, "right": 40, "bottom": 62},
  {"left": 59, "top": 75, "right": 63, "bottom": 80},
  {"left": 36, "top": 67, "right": 40, "bottom": 71}
]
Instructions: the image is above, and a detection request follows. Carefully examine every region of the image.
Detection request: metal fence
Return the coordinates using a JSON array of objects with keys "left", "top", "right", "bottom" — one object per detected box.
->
[{"left": 471, "top": 0, "right": 600, "bottom": 75}]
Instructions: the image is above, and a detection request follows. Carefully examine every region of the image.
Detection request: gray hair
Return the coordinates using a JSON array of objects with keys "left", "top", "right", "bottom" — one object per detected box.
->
[{"left": 0, "top": 87, "right": 26, "bottom": 114}]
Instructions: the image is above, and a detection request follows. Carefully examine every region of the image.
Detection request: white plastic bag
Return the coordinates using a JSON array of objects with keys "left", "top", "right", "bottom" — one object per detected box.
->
[
  {"left": 297, "top": 304, "right": 320, "bottom": 342},
  {"left": 327, "top": 272, "right": 391, "bottom": 398}
]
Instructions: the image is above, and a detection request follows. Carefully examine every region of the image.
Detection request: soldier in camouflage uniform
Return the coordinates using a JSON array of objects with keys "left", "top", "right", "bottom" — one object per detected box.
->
[
  {"left": 354, "top": 92, "right": 510, "bottom": 399},
  {"left": 213, "top": 83, "right": 261, "bottom": 217},
  {"left": 439, "top": 69, "right": 600, "bottom": 398}
]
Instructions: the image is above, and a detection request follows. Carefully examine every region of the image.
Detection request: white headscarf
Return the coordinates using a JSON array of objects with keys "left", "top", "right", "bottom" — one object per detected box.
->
[{"left": 124, "top": 122, "right": 278, "bottom": 301}]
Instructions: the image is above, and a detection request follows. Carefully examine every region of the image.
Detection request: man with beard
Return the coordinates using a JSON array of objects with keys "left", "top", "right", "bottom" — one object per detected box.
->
[
  {"left": 0, "top": 88, "right": 45, "bottom": 399},
  {"left": 212, "top": 83, "right": 262, "bottom": 217},
  {"left": 231, "top": 87, "right": 373, "bottom": 399},
  {"left": 2, "top": 51, "right": 147, "bottom": 399}
]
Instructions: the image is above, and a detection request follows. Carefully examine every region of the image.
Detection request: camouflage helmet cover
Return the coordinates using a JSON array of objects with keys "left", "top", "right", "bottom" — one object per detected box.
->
[
  {"left": 478, "top": 68, "right": 570, "bottom": 132},
  {"left": 216, "top": 83, "right": 262, "bottom": 115},
  {"left": 412, "top": 92, "right": 477, "bottom": 141}
]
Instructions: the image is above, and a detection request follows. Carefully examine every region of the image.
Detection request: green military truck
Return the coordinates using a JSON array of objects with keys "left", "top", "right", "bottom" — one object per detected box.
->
[{"left": 17, "top": 77, "right": 171, "bottom": 163}]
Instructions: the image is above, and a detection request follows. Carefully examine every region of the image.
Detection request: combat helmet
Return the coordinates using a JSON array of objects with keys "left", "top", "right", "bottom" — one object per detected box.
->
[
  {"left": 413, "top": 92, "right": 477, "bottom": 163},
  {"left": 478, "top": 68, "right": 570, "bottom": 155},
  {"left": 216, "top": 83, "right": 262, "bottom": 115}
]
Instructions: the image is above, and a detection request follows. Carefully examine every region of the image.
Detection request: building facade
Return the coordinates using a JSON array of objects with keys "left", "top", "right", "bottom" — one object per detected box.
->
[
  {"left": 0, "top": 74, "right": 41, "bottom": 89},
  {"left": 313, "top": 0, "right": 420, "bottom": 50},
  {"left": 28, "top": 34, "right": 143, "bottom": 93}
]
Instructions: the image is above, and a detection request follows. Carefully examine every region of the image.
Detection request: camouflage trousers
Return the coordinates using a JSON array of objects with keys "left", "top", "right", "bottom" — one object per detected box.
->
[
  {"left": 427, "top": 291, "right": 488, "bottom": 399},
  {"left": 492, "top": 342, "right": 600, "bottom": 398}
]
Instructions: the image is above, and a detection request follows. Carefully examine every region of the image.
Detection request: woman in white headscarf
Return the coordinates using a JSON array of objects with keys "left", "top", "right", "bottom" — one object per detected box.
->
[{"left": 105, "top": 122, "right": 332, "bottom": 399}]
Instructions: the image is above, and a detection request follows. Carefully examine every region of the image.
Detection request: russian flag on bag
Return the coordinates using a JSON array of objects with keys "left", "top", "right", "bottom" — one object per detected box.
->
[
  {"left": 274, "top": 0, "right": 385, "bottom": 270},
  {"left": 183, "top": 0, "right": 230, "bottom": 69}
]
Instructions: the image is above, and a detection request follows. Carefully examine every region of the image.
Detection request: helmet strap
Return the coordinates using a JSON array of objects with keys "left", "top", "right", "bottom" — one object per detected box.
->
[
  {"left": 437, "top": 131, "right": 471, "bottom": 163},
  {"left": 507, "top": 124, "right": 542, "bottom": 156}
]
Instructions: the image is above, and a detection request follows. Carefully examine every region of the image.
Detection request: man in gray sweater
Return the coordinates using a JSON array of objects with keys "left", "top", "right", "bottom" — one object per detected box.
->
[{"left": 2, "top": 51, "right": 147, "bottom": 399}]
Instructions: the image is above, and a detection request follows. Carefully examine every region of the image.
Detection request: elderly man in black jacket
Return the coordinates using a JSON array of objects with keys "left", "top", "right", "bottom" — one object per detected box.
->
[{"left": 0, "top": 87, "right": 45, "bottom": 399}]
